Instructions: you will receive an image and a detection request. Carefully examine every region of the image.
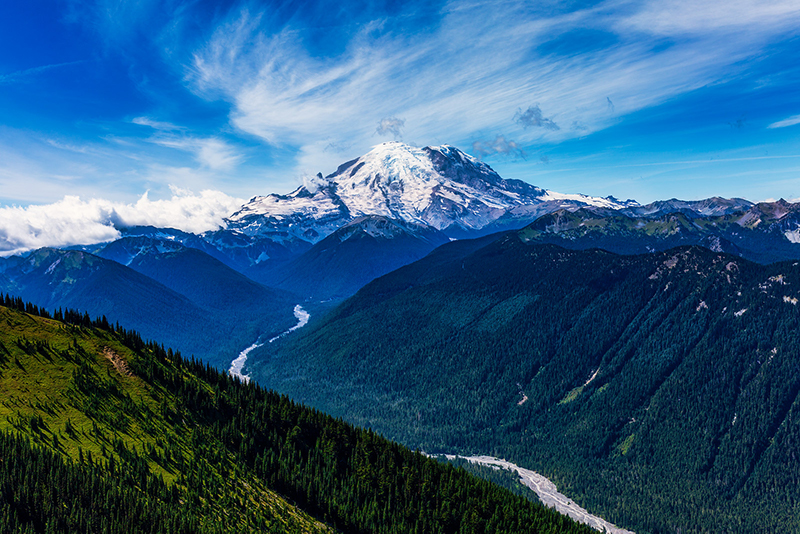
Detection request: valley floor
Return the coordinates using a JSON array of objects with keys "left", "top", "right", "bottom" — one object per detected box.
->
[{"left": 444, "top": 455, "right": 634, "bottom": 534}]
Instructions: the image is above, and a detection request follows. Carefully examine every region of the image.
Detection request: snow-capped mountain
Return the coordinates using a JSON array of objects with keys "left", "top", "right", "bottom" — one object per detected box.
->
[
  {"left": 620, "top": 197, "right": 754, "bottom": 218},
  {"left": 226, "top": 142, "right": 637, "bottom": 243}
]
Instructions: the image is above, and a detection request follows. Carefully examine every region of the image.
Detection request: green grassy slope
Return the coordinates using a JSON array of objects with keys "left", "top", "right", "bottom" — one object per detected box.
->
[
  {"left": 0, "top": 304, "right": 328, "bottom": 533},
  {"left": 0, "top": 298, "right": 594, "bottom": 534}
]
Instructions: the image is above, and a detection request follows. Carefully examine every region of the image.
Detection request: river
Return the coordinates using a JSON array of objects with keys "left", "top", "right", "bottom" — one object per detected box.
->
[
  {"left": 228, "top": 304, "right": 310, "bottom": 383},
  {"left": 442, "top": 455, "right": 634, "bottom": 534}
]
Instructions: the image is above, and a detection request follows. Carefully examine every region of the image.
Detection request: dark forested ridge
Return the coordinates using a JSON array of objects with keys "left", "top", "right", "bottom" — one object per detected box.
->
[
  {"left": 0, "top": 296, "right": 593, "bottom": 534},
  {"left": 252, "top": 235, "right": 800, "bottom": 532},
  {"left": 0, "top": 247, "right": 297, "bottom": 368},
  {"left": 247, "top": 215, "right": 450, "bottom": 301}
]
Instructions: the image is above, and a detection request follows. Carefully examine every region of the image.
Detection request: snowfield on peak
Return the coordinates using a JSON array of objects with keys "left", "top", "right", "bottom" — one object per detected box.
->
[
  {"left": 537, "top": 190, "right": 638, "bottom": 210},
  {"left": 230, "top": 188, "right": 343, "bottom": 221},
  {"left": 330, "top": 143, "right": 538, "bottom": 229},
  {"left": 226, "top": 142, "right": 635, "bottom": 243}
]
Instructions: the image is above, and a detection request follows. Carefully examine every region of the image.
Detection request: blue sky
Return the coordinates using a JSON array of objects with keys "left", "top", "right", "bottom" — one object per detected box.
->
[{"left": 1, "top": 0, "right": 800, "bottom": 245}]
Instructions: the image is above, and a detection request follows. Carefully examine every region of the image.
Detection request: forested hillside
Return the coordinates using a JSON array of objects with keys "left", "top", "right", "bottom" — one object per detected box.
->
[
  {"left": 0, "top": 247, "right": 297, "bottom": 368},
  {"left": 0, "top": 295, "right": 593, "bottom": 534},
  {"left": 252, "top": 236, "right": 800, "bottom": 533}
]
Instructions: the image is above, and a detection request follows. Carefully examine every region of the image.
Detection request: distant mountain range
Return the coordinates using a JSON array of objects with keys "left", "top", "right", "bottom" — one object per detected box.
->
[
  {"left": 81, "top": 144, "right": 800, "bottom": 278},
  {"left": 3, "top": 140, "right": 800, "bottom": 361},
  {"left": 0, "top": 245, "right": 296, "bottom": 367}
]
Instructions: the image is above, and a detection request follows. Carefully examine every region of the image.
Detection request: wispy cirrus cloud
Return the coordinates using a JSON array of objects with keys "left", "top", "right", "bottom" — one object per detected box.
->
[
  {"left": 0, "top": 61, "right": 85, "bottom": 85},
  {"left": 615, "top": 0, "right": 800, "bottom": 34},
  {"left": 131, "top": 116, "right": 183, "bottom": 131},
  {"left": 149, "top": 136, "right": 243, "bottom": 171},
  {"left": 768, "top": 114, "right": 800, "bottom": 129},
  {"left": 4, "top": 0, "right": 800, "bottom": 208},
  {"left": 133, "top": 117, "right": 243, "bottom": 171},
  {"left": 185, "top": 0, "right": 800, "bottom": 174}
]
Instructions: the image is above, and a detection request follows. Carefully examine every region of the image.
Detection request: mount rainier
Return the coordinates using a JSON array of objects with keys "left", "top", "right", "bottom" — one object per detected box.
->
[{"left": 225, "top": 142, "right": 637, "bottom": 244}]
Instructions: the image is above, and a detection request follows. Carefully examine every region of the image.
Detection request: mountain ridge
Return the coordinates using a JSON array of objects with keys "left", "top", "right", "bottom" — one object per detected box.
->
[
  {"left": 0, "top": 247, "right": 296, "bottom": 366},
  {"left": 247, "top": 215, "right": 450, "bottom": 300},
  {"left": 252, "top": 238, "right": 800, "bottom": 532},
  {"left": 226, "top": 142, "right": 637, "bottom": 243}
]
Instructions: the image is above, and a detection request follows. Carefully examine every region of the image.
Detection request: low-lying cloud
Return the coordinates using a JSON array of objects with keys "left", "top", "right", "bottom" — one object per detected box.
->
[{"left": 0, "top": 187, "right": 243, "bottom": 256}]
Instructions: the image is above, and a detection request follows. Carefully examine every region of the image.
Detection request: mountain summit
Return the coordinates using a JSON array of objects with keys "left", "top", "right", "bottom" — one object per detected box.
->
[{"left": 227, "top": 142, "right": 636, "bottom": 242}]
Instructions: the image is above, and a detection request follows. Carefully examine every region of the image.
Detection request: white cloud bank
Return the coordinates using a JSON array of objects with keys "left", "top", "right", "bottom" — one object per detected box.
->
[{"left": 0, "top": 187, "right": 243, "bottom": 256}]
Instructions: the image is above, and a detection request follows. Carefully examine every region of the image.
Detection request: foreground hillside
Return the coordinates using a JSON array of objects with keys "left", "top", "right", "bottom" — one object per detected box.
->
[
  {"left": 0, "top": 297, "right": 592, "bottom": 534},
  {"left": 253, "top": 237, "right": 800, "bottom": 532}
]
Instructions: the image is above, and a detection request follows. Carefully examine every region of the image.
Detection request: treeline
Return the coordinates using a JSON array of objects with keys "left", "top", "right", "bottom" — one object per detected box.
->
[
  {"left": 124, "top": 330, "right": 594, "bottom": 534},
  {"left": 0, "top": 295, "right": 594, "bottom": 534},
  {"left": 1, "top": 292, "right": 112, "bottom": 331},
  {"left": 1, "top": 291, "right": 169, "bottom": 359},
  {"left": 0, "top": 431, "right": 203, "bottom": 534}
]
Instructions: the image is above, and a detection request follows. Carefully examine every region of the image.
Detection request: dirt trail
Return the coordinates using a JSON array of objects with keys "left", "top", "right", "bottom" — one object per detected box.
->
[{"left": 103, "top": 347, "right": 133, "bottom": 377}]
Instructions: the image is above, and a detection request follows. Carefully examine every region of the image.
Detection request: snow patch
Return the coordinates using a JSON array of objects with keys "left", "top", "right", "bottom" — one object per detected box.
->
[
  {"left": 734, "top": 308, "right": 748, "bottom": 317},
  {"left": 784, "top": 229, "right": 800, "bottom": 243},
  {"left": 45, "top": 258, "right": 62, "bottom": 275},
  {"left": 537, "top": 190, "right": 636, "bottom": 210}
]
